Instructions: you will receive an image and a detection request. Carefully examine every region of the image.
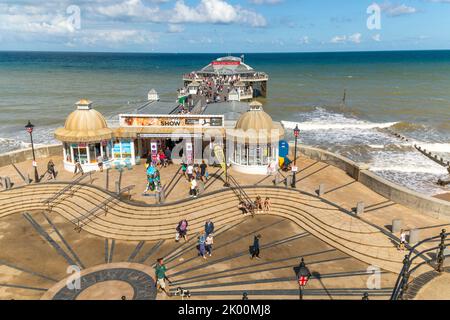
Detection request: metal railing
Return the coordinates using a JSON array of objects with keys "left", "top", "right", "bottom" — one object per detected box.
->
[
  {"left": 391, "top": 229, "right": 448, "bottom": 300},
  {"left": 72, "top": 185, "right": 135, "bottom": 232},
  {"left": 42, "top": 172, "right": 92, "bottom": 208},
  {"left": 227, "top": 174, "right": 255, "bottom": 214}
]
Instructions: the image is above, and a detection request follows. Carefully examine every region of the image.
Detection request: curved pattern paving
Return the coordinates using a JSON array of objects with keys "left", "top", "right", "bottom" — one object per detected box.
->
[{"left": 0, "top": 182, "right": 420, "bottom": 273}]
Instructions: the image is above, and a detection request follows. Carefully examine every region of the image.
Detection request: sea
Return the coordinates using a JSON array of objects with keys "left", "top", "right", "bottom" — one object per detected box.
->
[{"left": 0, "top": 51, "right": 449, "bottom": 196}]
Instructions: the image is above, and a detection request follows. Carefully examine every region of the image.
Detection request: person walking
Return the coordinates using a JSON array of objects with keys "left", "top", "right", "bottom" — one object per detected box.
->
[
  {"left": 398, "top": 229, "right": 407, "bottom": 251},
  {"left": 205, "top": 233, "right": 214, "bottom": 257},
  {"left": 251, "top": 234, "right": 262, "bottom": 260},
  {"left": 74, "top": 157, "right": 84, "bottom": 176},
  {"left": 47, "top": 160, "right": 56, "bottom": 180},
  {"left": 190, "top": 177, "right": 198, "bottom": 198},
  {"left": 187, "top": 163, "right": 194, "bottom": 181},
  {"left": 204, "top": 219, "right": 215, "bottom": 236},
  {"left": 155, "top": 258, "right": 172, "bottom": 296},
  {"left": 198, "top": 235, "right": 207, "bottom": 260},
  {"left": 97, "top": 155, "right": 104, "bottom": 172},
  {"left": 176, "top": 219, "right": 189, "bottom": 242},
  {"left": 200, "top": 160, "right": 209, "bottom": 182},
  {"left": 181, "top": 162, "right": 187, "bottom": 179}
]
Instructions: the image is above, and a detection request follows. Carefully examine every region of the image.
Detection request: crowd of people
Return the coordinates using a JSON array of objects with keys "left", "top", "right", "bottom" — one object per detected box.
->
[
  {"left": 180, "top": 160, "right": 209, "bottom": 198},
  {"left": 180, "top": 73, "right": 254, "bottom": 105},
  {"left": 238, "top": 196, "right": 271, "bottom": 216}
]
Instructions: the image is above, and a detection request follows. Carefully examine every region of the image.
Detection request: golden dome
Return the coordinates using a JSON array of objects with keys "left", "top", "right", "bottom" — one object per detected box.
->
[
  {"left": 54, "top": 101, "right": 113, "bottom": 143},
  {"left": 230, "top": 102, "right": 285, "bottom": 142},
  {"left": 235, "top": 102, "right": 277, "bottom": 132}
]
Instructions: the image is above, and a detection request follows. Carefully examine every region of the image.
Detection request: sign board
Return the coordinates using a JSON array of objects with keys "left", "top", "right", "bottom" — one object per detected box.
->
[
  {"left": 214, "top": 145, "right": 227, "bottom": 173},
  {"left": 291, "top": 166, "right": 298, "bottom": 173},
  {"left": 32, "top": 161, "right": 37, "bottom": 167},
  {"left": 212, "top": 61, "right": 240, "bottom": 66},
  {"left": 298, "top": 276, "right": 308, "bottom": 287},
  {"left": 119, "top": 114, "right": 224, "bottom": 128},
  {"left": 186, "top": 142, "right": 193, "bottom": 164},
  {"left": 151, "top": 142, "right": 158, "bottom": 162}
]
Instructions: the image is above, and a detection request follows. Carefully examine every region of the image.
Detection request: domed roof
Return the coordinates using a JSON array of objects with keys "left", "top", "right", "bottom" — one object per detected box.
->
[
  {"left": 235, "top": 101, "right": 277, "bottom": 132},
  {"left": 54, "top": 100, "right": 113, "bottom": 143},
  {"left": 230, "top": 101, "right": 285, "bottom": 142}
]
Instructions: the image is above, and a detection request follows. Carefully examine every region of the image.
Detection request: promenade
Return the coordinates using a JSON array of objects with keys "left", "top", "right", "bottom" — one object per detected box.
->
[{"left": 0, "top": 153, "right": 448, "bottom": 300}]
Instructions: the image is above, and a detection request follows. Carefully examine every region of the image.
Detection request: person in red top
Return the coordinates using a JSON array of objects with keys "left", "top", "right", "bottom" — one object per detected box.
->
[{"left": 158, "top": 150, "right": 167, "bottom": 167}]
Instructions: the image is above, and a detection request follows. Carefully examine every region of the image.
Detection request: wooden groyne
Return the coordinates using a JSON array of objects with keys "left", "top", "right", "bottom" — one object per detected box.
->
[{"left": 386, "top": 129, "right": 450, "bottom": 169}]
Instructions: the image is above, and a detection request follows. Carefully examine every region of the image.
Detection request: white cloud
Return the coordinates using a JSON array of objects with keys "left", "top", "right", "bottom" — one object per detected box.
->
[
  {"left": 249, "top": 0, "right": 283, "bottom": 4},
  {"left": 170, "top": 0, "right": 267, "bottom": 27},
  {"left": 331, "top": 33, "right": 362, "bottom": 44},
  {"left": 331, "top": 35, "right": 347, "bottom": 43},
  {"left": 381, "top": 3, "right": 417, "bottom": 17},
  {"left": 348, "top": 33, "right": 362, "bottom": 43},
  {"left": 167, "top": 24, "right": 185, "bottom": 33}
]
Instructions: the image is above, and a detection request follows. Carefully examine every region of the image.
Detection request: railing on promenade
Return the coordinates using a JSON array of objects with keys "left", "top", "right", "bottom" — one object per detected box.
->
[
  {"left": 42, "top": 172, "right": 92, "bottom": 209},
  {"left": 391, "top": 229, "right": 449, "bottom": 300}
]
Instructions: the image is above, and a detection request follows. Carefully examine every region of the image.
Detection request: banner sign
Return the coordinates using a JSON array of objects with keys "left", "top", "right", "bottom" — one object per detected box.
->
[
  {"left": 214, "top": 145, "right": 227, "bottom": 173},
  {"left": 120, "top": 115, "right": 224, "bottom": 128},
  {"left": 186, "top": 142, "right": 193, "bottom": 164},
  {"left": 151, "top": 142, "right": 158, "bottom": 163},
  {"left": 212, "top": 61, "right": 240, "bottom": 66}
]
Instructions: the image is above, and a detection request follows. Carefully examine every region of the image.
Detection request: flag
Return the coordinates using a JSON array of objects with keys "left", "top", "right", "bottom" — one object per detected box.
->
[{"left": 214, "top": 145, "right": 227, "bottom": 174}]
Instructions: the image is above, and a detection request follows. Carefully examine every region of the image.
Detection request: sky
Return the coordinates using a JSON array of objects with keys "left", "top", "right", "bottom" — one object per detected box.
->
[{"left": 1, "top": 0, "right": 450, "bottom": 53}]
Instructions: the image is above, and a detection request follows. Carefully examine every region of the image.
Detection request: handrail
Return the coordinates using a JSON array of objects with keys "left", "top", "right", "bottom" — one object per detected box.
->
[
  {"left": 42, "top": 172, "right": 91, "bottom": 205},
  {"left": 227, "top": 174, "right": 255, "bottom": 211},
  {"left": 73, "top": 185, "right": 135, "bottom": 231},
  {"left": 391, "top": 229, "right": 448, "bottom": 300}
]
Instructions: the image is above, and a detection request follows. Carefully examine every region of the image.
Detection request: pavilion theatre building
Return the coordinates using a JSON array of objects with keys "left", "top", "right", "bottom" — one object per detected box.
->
[{"left": 55, "top": 99, "right": 285, "bottom": 175}]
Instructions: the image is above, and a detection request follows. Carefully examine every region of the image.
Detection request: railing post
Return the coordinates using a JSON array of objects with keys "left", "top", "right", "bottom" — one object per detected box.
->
[
  {"left": 399, "top": 271, "right": 411, "bottom": 300},
  {"left": 391, "top": 255, "right": 410, "bottom": 300},
  {"left": 398, "top": 256, "right": 411, "bottom": 300},
  {"left": 436, "top": 229, "right": 447, "bottom": 272}
]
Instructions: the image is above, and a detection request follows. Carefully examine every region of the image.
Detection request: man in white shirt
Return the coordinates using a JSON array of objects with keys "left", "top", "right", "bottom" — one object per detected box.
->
[
  {"left": 190, "top": 177, "right": 198, "bottom": 198},
  {"left": 187, "top": 164, "right": 194, "bottom": 180}
]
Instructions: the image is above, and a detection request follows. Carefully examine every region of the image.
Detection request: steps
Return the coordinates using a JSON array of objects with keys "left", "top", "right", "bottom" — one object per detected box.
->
[{"left": 0, "top": 182, "right": 419, "bottom": 273}]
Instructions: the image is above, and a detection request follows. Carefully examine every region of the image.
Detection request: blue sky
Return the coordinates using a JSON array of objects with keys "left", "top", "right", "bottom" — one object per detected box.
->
[{"left": 1, "top": 0, "right": 450, "bottom": 52}]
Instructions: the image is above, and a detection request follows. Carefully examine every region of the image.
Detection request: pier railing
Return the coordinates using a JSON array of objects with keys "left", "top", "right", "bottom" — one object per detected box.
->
[{"left": 391, "top": 229, "right": 449, "bottom": 300}]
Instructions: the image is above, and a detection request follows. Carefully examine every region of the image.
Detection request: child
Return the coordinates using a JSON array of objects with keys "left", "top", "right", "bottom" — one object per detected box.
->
[
  {"left": 263, "top": 197, "right": 271, "bottom": 213},
  {"left": 205, "top": 234, "right": 214, "bottom": 257},
  {"left": 398, "top": 229, "right": 407, "bottom": 251}
]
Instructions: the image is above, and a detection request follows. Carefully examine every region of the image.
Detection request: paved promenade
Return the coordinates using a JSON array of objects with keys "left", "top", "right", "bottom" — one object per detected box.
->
[{"left": 0, "top": 154, "right": 448, "bottom": 299}]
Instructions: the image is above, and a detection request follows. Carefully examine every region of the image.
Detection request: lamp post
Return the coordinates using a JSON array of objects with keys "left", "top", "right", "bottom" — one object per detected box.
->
[
  {"left": 291, "top": 125, "right": 300, "bottom": 188},
  {"left": 25, "top": 120, "right": 40, "bottom": 183},
  {"left": 297, "top": 257, "right": 311, "bottom": 300}
]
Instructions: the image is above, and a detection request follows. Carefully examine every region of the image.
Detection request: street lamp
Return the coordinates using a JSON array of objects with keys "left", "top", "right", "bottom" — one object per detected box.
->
[
  {"left": 291, "top": 125, "right": 300, "bottom": 188},
  {"left": 297, "top": 257, "right": 311, "bottom": 300},
  {"left": 25, "top": 120, "right": 40, "bottom": 183}
]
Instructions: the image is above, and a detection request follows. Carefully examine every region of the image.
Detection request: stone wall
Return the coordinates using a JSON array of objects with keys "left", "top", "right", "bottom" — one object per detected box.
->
[
  {"left": 289, "top": 144, "right": 450, "bottom": 219},
  {"left": 0, "top": 144, "right": 62, "bottom": 168}
]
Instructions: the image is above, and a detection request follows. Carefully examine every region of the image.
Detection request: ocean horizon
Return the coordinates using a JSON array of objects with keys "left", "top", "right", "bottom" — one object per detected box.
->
[{"left": 0, "top": 50, "right": 449, "bottom": 196}]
